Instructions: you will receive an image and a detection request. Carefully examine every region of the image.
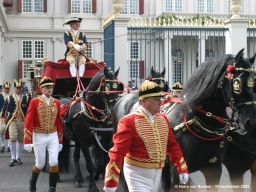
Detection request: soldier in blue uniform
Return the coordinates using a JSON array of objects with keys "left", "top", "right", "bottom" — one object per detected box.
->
[
  {"left": 1, "top": 79, "right": 30, "bottom": 166},
  {"left": 63, "top": 17, "right": 88, "bottom": 77},
  {"left": 0, "top": 81, "right": 11, "bottom": 153}
]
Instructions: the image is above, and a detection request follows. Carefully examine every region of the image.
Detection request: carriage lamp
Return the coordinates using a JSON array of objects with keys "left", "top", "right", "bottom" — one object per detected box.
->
[
  {"left": 27, "top": 64, "right": 35, "bottom": 97},
  {"left": 27, "top": 63, "right": 35, "bottom": 81},
  {"left": 34, "top": 60, "right": 44, "bottom": 79}
]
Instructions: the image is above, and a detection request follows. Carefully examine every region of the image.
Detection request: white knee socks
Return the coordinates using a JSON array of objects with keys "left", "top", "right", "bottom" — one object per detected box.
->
[
  {"left": 10, "top": 142, "right": 16, "bottom": 159},
  {"left": 69, "top": 63, "right": 77, "bottom": 77},
  {"left": 0, "top": 135, "right": 5, "bottom": 147},
  {"left": 79, "top": 64, "right": 85, "bottom": 77},
  {"left": 16, "top": 143, "right": 23, "bottom": 159}
]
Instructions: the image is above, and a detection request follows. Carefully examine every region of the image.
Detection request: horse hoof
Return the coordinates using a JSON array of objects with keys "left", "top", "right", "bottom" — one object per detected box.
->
[
  {"left": 93, "top": 175, "right": 99, "bottom": 181},
  {"left": 75, "top": 181, "right": 83, "bottom": 188},
  {"left": 88, "top": 185, "right": 99, "bottom": 192}
]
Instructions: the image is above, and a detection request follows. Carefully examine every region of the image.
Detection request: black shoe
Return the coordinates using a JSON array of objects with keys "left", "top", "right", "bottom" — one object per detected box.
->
[
  {"left": 9, "top": 159, "right": 15, "bottom": 167},
  {"left": 7, "top": 146, "right": 10, "bottom": 152},
  {"left": 0, "top": 146, "right": 5, "bottom": 153},
  {"left": 16, "top": 158, "right": 22, "bottom": 164},
  {"left": 49, "top": 186, "right": 56, "bottom": 192}
]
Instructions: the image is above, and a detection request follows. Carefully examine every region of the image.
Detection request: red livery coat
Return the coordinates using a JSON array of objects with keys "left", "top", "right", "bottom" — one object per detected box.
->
[
  {"left": 24, "top": 95, "right": 63, "bottom": 144},
  {"left": 104, "top": 109, "right": 188, "bottom": 188}
]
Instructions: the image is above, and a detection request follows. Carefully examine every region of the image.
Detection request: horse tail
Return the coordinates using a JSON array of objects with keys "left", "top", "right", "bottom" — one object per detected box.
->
[{"left": 58, "top": 137, "right": 71, "bottom": 173}]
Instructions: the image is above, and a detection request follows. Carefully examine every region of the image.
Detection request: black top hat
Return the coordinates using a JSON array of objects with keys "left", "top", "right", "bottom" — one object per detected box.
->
[
  {"left": 3, "top": 81, "right": 11, "bottom": 89},
  {"left": 63, "top": 17, "right": 82, "bottom": 26},
  {"left": 172, "top": 82, "right": 183, "bottom": 93},
  {"left": 40, "top": 76, "right": 55, "bottom": 88},
  {"left": 139, "top": 80, "right": 164, "bottom": 100},
  {"left": 14, "top": 79, "right": 22, "bottom": 88}
]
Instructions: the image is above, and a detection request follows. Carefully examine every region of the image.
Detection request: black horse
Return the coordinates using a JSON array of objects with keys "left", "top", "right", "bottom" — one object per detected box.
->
[
  {"left": 222, "top": 70, "right": 256, "bottom": 192},
  {"left": 112, "top": 66, "right": 168, "bottom": 131},
  {"left": 112, "top": 49, "right": 256, "bottom": 191},
  {"left": 58, "top": 66, "right": 122, "bottom": 192},
  {"left": 162, "top": 49, "right": 256, "bottom": 191}
]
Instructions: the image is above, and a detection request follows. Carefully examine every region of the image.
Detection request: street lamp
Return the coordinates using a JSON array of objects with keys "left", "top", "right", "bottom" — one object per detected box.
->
[{"left": 27, "top": 63, "right": 35, "bottom": 97}]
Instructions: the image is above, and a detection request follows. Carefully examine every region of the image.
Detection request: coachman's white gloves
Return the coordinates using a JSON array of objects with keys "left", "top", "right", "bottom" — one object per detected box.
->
[
  {"left": 73, "top": 44, "right": 82, "bottom": 51},
  {"left": 58, "top": 144, "right": 63, "bottom": 152},
  {"left": 24, "top": 144, "right": 33, "bottom": 153},
  {"left": 103, "top": 187, "right": 117, "bottom": 192},
  {"left": 179, "top": 173, "right": 189, "bottom": 184},
  {"left": 2, "top": 124, "right": 6, "bottom": 129}
]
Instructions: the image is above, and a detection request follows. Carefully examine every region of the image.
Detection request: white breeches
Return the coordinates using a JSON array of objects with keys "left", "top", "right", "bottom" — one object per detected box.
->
[
  {"left": 33, "top": 132, "right": 59, "bottom": 170},
  {"left": 123, "top": 162, "right": 162, "bottom": 192}
]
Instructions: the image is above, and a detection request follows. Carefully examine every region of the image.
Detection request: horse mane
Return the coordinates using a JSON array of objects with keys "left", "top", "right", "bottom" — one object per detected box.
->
[
  {"left": 85, "top": 69, "right": 104, "bottom": 91},
  {"left": 182, "top": 54, "right": 234, "bottom": 105}
]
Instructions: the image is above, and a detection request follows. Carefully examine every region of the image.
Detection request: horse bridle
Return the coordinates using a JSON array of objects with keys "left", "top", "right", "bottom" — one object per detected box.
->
[
  {"left": 150, "top": 76, "right": 165, "bottom": 89},
  {"left": 217, "top": 65, "right": 256, "bottom": 129}
]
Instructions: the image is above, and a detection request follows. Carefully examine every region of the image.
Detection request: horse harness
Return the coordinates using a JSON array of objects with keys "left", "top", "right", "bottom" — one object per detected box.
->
[{"left": 162, "top": 65, "right": 256, "bottom": 141}]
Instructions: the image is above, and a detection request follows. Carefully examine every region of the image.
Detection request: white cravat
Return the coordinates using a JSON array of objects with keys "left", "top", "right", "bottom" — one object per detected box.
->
[
  {"left": 16, "top": 94, "right": 20, "bottom": 101},
  {"left": 140, "top": 106, "right": 156, "bottom": 124},
  {"left": 72, "top": 29, "right": 78, "bottom": 36},
  {"left": 42, "top": 94, "right": 51, "bottom": 105}
]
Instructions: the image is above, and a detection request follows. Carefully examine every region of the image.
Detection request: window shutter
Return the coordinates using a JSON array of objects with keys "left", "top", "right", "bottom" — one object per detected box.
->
[
  {"left": 68, "top": 0, "right": 71, "bottom": 13},
  {"left": 3, "top": 0, "right": 13, "bottom": 11},
  {"left": 92, "top": 0, "right": 97, "bottom": 13},
  {"left": 18, "top": 60, "right": 23, "bottom": 79},
  {"left": 139, "top": 61, "right": 144, "bottom": 79},
  {"left": 44, "top": 0, "right": 47, "bottom": 12},
  {"left": 139, "top": 0, "right": 144, "bottom": 15},
  {"left": 17, "top": 0, "right": 22, "bottom": 13}
]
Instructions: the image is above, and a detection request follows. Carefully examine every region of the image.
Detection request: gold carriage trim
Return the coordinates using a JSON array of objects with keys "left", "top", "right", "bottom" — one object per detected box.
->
[
  {"left": 105, "top": 172, "right": 119, "bottom": 183},
  {"left": 105, "top": 161, "right": 120, "bottom": 174},
  {"left": 124, "top": 157, "right": 165, "bottom": 168}
]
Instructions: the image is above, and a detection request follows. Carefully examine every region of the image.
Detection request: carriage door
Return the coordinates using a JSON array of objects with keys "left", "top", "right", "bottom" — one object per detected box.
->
[{"left": 172, "top": 48, "right": 183, "bottom": 83}]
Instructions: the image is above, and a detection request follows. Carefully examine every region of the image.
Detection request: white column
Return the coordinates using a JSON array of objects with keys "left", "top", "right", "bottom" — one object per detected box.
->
[
  {"left": 53, "top": 0, "right": 62, "bottom": 29},
  {"left": 164, "top": 31, "right": 173, "bottom": 85},
  {"left": 114, "top": 17, "right": 130, "bottom": 84},
  {"left": 225, "top": 19, "right": 250, "bottom": 55},
  {"left": 54, "top": 0, "right": 61, "bottom": 13},
  {"left": 198, "top": 36, "right": 206, "bottom": 65}
]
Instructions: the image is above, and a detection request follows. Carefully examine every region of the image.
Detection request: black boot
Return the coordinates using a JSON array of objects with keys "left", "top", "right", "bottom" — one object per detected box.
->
[
  {"left": 49, "top": 172, "right": 59, "bottom": 192},
  {"left": 29, "top": 171, "right": 39, "bottom": 192}
]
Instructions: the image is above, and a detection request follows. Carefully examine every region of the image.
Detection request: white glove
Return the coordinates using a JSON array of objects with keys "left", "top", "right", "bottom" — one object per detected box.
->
[
  {"left": 179, "top": 173, "right": 189, "bottom": 184},
  {"left": 103, "top": 187, "right": 117, "bottom": 192},
  {"left": 73, "top": 44, "right": 82, "bottom": 51},
  {"left": 2, "top": 124, "right": 6, "bottom": 129},
  {"left": 58, "top": 144, "right": 63, "bottom": 152},
  {"left": 24, "top": 144, "right": 33, "bottom": 153}
]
